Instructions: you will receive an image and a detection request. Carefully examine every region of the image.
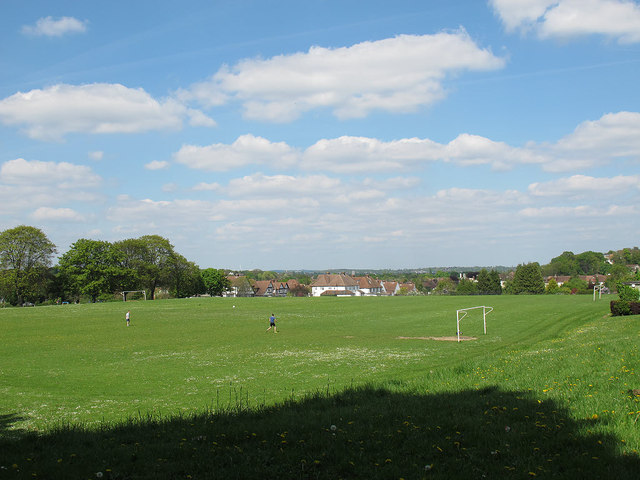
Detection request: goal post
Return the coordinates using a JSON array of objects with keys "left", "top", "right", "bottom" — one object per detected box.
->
[
  {"left": 456, "top": 306, "right": 493, "bottom": 343},
  {"left": 122, "top": 290, "right": 147, "bottom": 301},
  {"left": 593, "top": 282, "right": 604, "bottom": 301}
]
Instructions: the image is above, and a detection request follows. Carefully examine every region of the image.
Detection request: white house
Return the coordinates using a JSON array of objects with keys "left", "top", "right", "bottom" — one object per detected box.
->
[{"left": 311, "top": 273, "right": 359, "bottom": 297}]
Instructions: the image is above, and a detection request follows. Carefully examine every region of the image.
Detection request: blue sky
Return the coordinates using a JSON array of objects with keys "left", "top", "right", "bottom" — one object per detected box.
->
[{"left": 1, "top": 0, "right": 639, "bottom": 270}]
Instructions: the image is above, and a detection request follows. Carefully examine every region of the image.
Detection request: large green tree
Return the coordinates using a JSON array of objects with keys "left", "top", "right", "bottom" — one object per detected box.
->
[
  {"left": 0, "top": 225, "right": 56, "bottom": 305},
  {"left": 115, "top": 235, "right": 175, "bottom": 299},
  {"left": 169, "top": 253, "right": 204, "bottom": 298},
  {"left": 543, "top": 251, "right": 579, "bottom": 276},
  {"left": 477, "top": 269, "right": 502, "bottom": 295},
  {"left": 509, "top": 262, "right": 545, "bottom": 295},
  {"left": 201, "top": 268, "right": 231, "bottom": 297},
  {"left": 57, "top": 239, "right": 132, "bottom": 302}
]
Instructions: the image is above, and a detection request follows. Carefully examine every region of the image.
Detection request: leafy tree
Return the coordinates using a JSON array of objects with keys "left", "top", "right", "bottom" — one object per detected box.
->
[
  {"left": 201, "top": 268, "right": 231, "bottom": 296},
  {"left": 575, "top": 251, "right": 607, "bottom": 275},
  {"left": 57, "top": 239, "right": 130, "bottom": 302},
  {"left": 0, "top": 225, "right": 56, "bottom": 305},
  {"left": 561, "top": 276, "right": 589, "bottom": 295},
  {"left": 617, "top": 283, "right": 639, "bottom": 302},
  {"left": 169, "top": 254, "right": 203, "bottom": 298},
  {"left": 233, "top": 276, "right": 255, "bottom": 297},
  {"left": 115, "top": 235, "right": 175, "bottom": 299},
  {"left": 456, "top": 278, "right": 478, "bottom": 295},
  {"left": 477, "top": 269, "right": 502, "bottom": 294},
  {"left": 433, "top": 278, "right": 456, "bottom": 295},
  {"left": 545, "top": 277, "right": 560, "bottom": 294},
  {"left": 544, "top": 251, "right": 579, "bottom": 276},
  {"left": 476, "top": 269, "right": 491, "bottom": 294},
  {"left": 488, "top": 270, "right": 502, "bottom": 295},
  {"left": 509, "top": 262, "right": 545, "bottom": 295},
  {"left": 605, "top": 263, "right": 633, "bottom": 290},
  {"left": 288, "top": 283, "right": 310, "bottom": 297}
]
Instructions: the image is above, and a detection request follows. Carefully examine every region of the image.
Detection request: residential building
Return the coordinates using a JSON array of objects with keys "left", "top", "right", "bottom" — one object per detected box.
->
[{"left": 311, "top": 273, "right": 359, "bottom": 297}]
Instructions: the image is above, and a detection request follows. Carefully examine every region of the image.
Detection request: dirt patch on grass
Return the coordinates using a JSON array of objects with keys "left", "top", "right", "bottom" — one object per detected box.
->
[{"left": 396, "top": 336, "right": 477, "bottom": 342}]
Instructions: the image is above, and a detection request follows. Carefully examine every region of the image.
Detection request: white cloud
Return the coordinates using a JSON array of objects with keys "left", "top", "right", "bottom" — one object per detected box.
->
[
  {"left": 31, "top": 207, "right": 85, "bottom": 222},
  {"left": 181, "top": 31, "right": 505, "bottom": 121},
  {"left": 174, "top": 134, "right": 300, "bottom": 171},
  {"left": 528, "top": 174, "right": 640, "bottom": 197},
  {"left": 22, "top": 16, "right": 88, "bottom": 37},
  {"left": 302, "top": 136, "right": 442, "bottom": 173},
  {"left": 223, "top": 173, "right": 340, "bottom": 197},
  {"left": 0, "top": 159, "right": 103, "bottom": 216},
  {"left": 192, "top": 182, "right": 221, "bottom": 191},
  {"left": 88, "top": 151, "right": 104, "bottom": 161},
  {"left": 541, "top": 111, "right": 640, "bottom": 171},
  {"left": 145, "top": 160, "right": 170, "bottom": 170},
  {"left": 172, "top": 111, "right": 639, "bottom": 175},
  {"left": 0, "top": 158, "right": 101, "bottom": 188},
  {"left": 0, "top": 83, "right": 213, "bottom": 141},
  {"left": 519, "top": 204, "right": 637, "bottom": 217},
  {"left": 491, "top": 0, "right": 640, "bottom": 43}
]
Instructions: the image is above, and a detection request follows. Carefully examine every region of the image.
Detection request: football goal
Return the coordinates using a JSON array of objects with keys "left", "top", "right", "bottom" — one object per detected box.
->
[
  {"left": 122, "top": 290, "right": 147, "bottom": 301},
  {"left": 593, "top": 283, "right": 605, "bottom": 301},
  {"left": 456, "top": 306, "right": 493, "bottom": 343}
]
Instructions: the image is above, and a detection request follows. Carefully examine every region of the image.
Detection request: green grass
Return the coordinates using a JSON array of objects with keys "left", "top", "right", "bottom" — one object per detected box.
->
[{"left": 1, "top": 295, "right": 639, "bottom": 478}]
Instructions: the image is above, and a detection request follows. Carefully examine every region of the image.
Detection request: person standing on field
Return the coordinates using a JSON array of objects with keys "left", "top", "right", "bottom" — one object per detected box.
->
[
  {"left": 266, "top": 313, "right": 277, "bottom": 333},
  {"left": 126, "top": 310, "right": 130, "bottom": 326}
]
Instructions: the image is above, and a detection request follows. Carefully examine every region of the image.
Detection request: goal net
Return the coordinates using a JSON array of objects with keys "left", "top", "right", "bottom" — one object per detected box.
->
[{"left": 456, "top": 306, "right": 493, "bottom": 343}]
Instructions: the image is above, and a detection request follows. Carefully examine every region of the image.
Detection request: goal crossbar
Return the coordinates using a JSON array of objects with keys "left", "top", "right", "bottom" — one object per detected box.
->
[
  {"left": 456, "top": 306, "right": 493, "bottom": 343},
  {"left": 122, "top": 290, "right": 147, "bottom": 301}
]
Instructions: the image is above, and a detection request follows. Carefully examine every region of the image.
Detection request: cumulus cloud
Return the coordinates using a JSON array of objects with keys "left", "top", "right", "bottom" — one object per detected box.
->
[
  {"left": 491, "top": 0, "right": 640, "bottom": 43},
  {"left": 528, "top": 174, "right": 640, "bottom": 197},
  {"left": 174, "top": 134, "right": 300, "bottom": 171},
  {"left": 223, "top": 173, "right": 340, "bottom": 197},
  {"left": 172, "top": 111, "right": 639, "bottom": 175},
  {"left": 519, "top": 204, "right": 637, "bottom": 217},
  {"left": 181, "top": 31, "right": 505, "bottom": 121},
  {"left": 31, "top": 207, "right": 85, "bottom": 222},
  {"left": 0, "top": 158, "right": 101, "bottom": 188},
  {"left": 541, "top": 111, "right": 640, "bottom": 171},
  {"left": 145, "top": 160, "right": 170, "bottom": 170},
  {"left": 0, "top": 159, "right": 103, "bottom": 216},
  {"left": 22, "top": 16, "right": 88, "bottom": 37},
  {"left": 0, "top": 83, "right": 214, "bottom": 140}
]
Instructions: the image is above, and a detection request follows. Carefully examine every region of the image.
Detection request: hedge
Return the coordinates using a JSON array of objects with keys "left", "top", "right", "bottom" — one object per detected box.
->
[{"left": 610, "top": 300, "right": 640, "bottom": 316}]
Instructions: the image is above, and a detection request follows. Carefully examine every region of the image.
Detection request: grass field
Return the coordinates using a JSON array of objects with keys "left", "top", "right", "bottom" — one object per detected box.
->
[{"left": 1, "top": 295, "right": 639, "bottom": 478}]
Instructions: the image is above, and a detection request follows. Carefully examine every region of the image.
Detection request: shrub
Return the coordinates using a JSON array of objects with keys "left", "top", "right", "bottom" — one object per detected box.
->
[
  {"left": 610, "top": 300, "right": 640, "bottom": 316},
  {"left": 617, "top": 283, "right": 640, "bottom": 302}
]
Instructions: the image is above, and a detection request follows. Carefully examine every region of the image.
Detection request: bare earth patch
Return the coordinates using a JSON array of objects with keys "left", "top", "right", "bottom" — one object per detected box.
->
[{"left": 396, "top": 336, "right": 477, "bottom": 342}]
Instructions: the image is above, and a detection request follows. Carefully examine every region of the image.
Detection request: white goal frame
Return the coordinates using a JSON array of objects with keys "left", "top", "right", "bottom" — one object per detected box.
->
[
  {"left": 456, "top": 306, "right": 493, "bottom": 343},
  {"left": 593, "top": 282, "right": 604, "bottom": 301},
  {"left": 122, "top": 290, "right": 147, "bottom": 301}
]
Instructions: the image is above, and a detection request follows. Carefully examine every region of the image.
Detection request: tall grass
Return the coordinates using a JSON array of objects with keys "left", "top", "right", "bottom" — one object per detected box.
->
[{"left": 1, "top": 295, "right": 638, "bottom": 478}]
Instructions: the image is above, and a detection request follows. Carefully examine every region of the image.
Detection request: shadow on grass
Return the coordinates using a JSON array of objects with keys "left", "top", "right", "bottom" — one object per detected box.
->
[
  {"left": 0, "top": 414, "right": 26, "bottom": 439},
  {"left": 1, "top": 385, "right": 638, "bottom": 479}
]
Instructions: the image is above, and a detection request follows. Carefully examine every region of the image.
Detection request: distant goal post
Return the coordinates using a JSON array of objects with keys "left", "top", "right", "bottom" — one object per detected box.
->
[
  {"left": 456, "top": 306, "right": 493, "bottom": 343},
  {"left": 122, "top": 290, "right": 147, "bottom": 301}
]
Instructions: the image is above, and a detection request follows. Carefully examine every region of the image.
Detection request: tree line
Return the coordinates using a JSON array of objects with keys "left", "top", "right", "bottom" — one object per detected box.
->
[
  {"left": 1, "top": 225, "right": 638, "bottom": 305},
  {"left": 0, "top": 225, "right": 230, "bottom": 306}
]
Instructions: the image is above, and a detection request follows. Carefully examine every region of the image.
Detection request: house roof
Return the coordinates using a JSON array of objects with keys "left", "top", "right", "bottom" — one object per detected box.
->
[
  {"left": 311, "top": 274, "right": 359, "bottom": 288},
  {"left": 383, "top": 281, "right": 398, "bottom": 292},
  {"left": 253, "top": 280, "right": 273, "bottom": 296},
  {"left": 353, "top": 276, "right": 382, "bottom": 289},
  {"left": 320, "top": 289, "right": 355, "bottom": 296}
]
